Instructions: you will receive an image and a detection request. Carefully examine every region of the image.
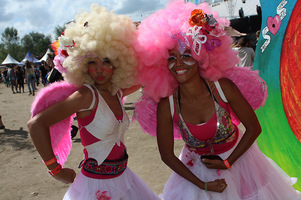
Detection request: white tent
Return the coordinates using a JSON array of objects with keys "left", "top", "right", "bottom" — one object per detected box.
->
[
  {"left": 39, "top": 48, "right": 51, "bottom": 62},
  {"left": 1, "top": 54, "right": 20, "bottom": 66}
]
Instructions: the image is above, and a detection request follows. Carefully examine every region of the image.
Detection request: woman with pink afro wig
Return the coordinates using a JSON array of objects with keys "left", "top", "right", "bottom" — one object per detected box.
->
[
  {"left": 135, "top": 1, "right": 238, "bottom": 102},
  {"left": 134, "top": 0, "right": 301, "bottom": 199}
]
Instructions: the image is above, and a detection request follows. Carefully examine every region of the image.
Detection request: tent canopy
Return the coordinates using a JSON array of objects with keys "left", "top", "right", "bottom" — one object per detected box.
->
[
  {"left": 21, "top": 51, "right": 40, "bottom": 64},
  {"left": 1, "top": 54, "right": 20, "bottom": 66},
  {"left": 39, "top": 49, "right": 51, "bottom": 62}
]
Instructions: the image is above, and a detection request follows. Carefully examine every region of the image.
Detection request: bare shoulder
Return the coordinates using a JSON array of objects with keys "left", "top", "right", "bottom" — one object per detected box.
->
[
  {"left": 76, "top": 86, "right": 94, "bottom": 98},
  {"left": 157, "top": 97, "right": 170, "bottom": 110},
  {"left": 157, "top": 97, "right": 174, "bottom": 131},
  {"left": 67, "top": 85, "right": 95, "bottom": 108},
  {"left": 218, "top": 78, "right": 242, "bottom": 102},
  {"left": 157, "top": 97, "right": 172, "bottom": 117},
  {"left": 218, "top": 78, "right": 237, "bottom": 90}
]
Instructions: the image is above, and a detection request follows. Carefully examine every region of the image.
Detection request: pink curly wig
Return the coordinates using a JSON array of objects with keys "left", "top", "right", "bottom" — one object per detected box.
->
[{"left": 135, "top": 0, "right": 239, "bottom": 102}]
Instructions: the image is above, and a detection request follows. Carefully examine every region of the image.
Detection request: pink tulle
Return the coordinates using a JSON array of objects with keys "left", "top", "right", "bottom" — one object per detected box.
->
[
  {"left": 133, "top": 67, "right": 267, "bottom": 138},
  {"left": 31, "top": 81, "right": 78, "bottom": 166}
]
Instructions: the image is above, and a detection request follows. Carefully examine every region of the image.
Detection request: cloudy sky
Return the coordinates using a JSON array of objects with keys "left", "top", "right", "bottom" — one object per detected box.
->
[
  {"left": 0, "top": 0, "right": 260, "bottom": 41},
  {"left": 0, "top": 0, "right": 168, "bottom": 40}
]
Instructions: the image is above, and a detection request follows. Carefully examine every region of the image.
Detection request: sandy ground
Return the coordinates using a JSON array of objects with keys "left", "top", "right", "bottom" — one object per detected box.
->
[{"left": 0, "top": 82, "right": 183, "bottom": 200}]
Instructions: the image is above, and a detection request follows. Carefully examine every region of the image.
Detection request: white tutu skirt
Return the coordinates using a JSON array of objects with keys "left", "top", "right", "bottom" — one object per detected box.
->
[
  {"left": 63, "top": 168, "right": 159, "bottom": 200},
  {"left": 160, "top": 129, "right": 301, "bottom": 200}
]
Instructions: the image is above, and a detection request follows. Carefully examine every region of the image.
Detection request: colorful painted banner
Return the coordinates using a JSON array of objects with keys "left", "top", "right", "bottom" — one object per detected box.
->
[{"left": 254, "top": 0, "right": 301, "bottom": 190}]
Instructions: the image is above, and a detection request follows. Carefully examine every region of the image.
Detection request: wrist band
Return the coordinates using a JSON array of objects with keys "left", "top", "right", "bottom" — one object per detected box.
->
[
  {"left": 204, "top": 182, "right": 207, "bottom": 192},
  {"left": 44, "top": 156, "right": 57, "bottom": 166},
  {"left": 48, "top": 164, "right": 62, "bottom": 176},
  {"left": 223, "top": 159, "right": 231, "bottom": 169}
]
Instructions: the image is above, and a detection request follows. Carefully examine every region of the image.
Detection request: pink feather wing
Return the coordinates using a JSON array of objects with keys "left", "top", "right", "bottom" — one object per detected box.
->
[
  {"left": 224, "top": 67, "right": 268, "bottom": 125},
  {"left": 133, "top": 95, "right": 182, "bottom": 139},
  {"left": 31, "top": 81, "right": 78, "bottom": 166}
]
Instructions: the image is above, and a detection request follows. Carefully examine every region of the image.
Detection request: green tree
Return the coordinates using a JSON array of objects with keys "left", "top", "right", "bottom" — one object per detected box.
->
[
  {"left": 21, "top": 32, "right": 52, "bottom": 59},
  {"left": 0, "top": 44, "right": 6, "bottom": 62},
  {"left": 0, "top": 27, "right": 23, "bottom": 61},
  {"left": 1, "top": 27, "right": 19, "bottom": 44},
  {"left": 55, "top": 25, "right": 65, "bottom": 39}
]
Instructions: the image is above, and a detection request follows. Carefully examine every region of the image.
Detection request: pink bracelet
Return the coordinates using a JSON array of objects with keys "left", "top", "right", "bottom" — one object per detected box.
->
[{"left": 223, "top": 159, "right": 231, "bottom": 169}]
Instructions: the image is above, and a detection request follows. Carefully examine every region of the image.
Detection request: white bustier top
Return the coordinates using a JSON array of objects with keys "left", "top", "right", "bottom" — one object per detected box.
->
[{"left": 80, "top": 84, "right": 130, "bottom": 164}]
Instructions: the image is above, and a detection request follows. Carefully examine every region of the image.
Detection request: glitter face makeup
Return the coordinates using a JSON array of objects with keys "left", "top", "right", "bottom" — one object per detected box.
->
[
  {"left": 168, "top": 52, "right": 197, "bottom": 69},
  {"left": 102, "top": 66, "right": 113, "bottom": 73},
  {"left": 101, "top": 58, "right": 114, "bottom": 71},
  {"left": 183, "top": 59, "right": 197, "bottom": 66},
  {"left": 168, "top": 62, "right": 176, "bottom": 69}
]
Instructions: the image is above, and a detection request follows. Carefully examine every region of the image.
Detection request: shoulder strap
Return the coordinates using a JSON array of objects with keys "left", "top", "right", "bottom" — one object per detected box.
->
[
  {"left": 117, "top": 89, "right": 123, "bottom": 100},
  {"left": 214, "top": 81, "right": 228, "bottom": 103},
  {"left": 78, "top": 84, "right": 96, "bottom": 112},
  {"left": 168, "top": 95, "right": 174, "bottom": 117}
]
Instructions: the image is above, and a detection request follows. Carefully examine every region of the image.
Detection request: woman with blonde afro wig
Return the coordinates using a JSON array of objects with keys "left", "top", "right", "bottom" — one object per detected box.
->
[
  {"left": 63, "top": 4, "right": 138, "bottom": 95},
  {"left": 28, "top": 4, "right": 159, "bottom": 200}
]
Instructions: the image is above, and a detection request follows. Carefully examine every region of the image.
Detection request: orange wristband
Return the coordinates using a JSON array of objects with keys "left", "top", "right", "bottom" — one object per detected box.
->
[
  {"left": 48, "top": 164, "right": 62, "bottom": 176},
  {"left": 223, "top": 159, "right": 231, "bottom": 169},
  {"left": 44, "top": 156, "right": 57, "bottom": 166}
]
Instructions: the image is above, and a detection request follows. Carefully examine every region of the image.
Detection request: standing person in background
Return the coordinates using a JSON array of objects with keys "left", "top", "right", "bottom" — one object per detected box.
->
[
  {"left": 46, "top": 52, "right": 64, "bottom": 84},
  {"left": 40, "top": 61, "right": 48, "bottom": 86},
  {"left": 16, "top": 66, "right": 25, "bottom": 93},
  {"left": 27, "top": 4, "right": 158, "bottom": 200},
  {"left": 3, "top": 69, "right": 9, "bottom": 87},
  {"left": 34, "top": 65, "right": 40, "bottom": 86},
  {"left": 25, "top": 61, "right": 36, "bottom": 96},
  {"left": 134, "top": 1, "right": 301, "bottom": 199},
  {"left": 236, "top": 36, "right": 255, "bottom": 69},
  {"left": 251, "top": 30, "right": 260, "bottom": 51},
  {"left": 8, "top": 65, "right": 17, "bottom": 94}
]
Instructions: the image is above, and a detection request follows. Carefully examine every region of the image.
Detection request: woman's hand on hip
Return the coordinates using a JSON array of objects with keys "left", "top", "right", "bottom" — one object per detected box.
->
[{"left": 53, "top": 168, "right": 76, "bottom": 184}]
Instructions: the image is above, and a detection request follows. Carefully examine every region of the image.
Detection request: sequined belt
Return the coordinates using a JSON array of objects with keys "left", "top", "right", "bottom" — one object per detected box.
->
[{"left": 80, "top": 151, "right": 128, "bottom": 179}]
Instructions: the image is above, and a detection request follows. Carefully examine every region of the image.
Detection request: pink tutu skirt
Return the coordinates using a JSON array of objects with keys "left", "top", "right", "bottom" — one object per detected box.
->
[
  {"left": 160, "top": 129, "right": 301, "bottom": 200},
  {"left": 63, "top": 168, "right": 159, "bottom": 200}
]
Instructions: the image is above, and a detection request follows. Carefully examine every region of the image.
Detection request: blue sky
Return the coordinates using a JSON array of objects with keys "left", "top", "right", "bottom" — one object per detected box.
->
[
  {"left": 0, "top": 0, "right": 260, "bottom": 41},
  {"left": 0, "top": 0, "right": 168, "bottom": 40}
]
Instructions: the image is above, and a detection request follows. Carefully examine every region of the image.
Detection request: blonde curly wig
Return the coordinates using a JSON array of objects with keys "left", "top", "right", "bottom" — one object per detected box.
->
[{"left": 62, "top": 4, "right": 138, "bottom": 95}]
